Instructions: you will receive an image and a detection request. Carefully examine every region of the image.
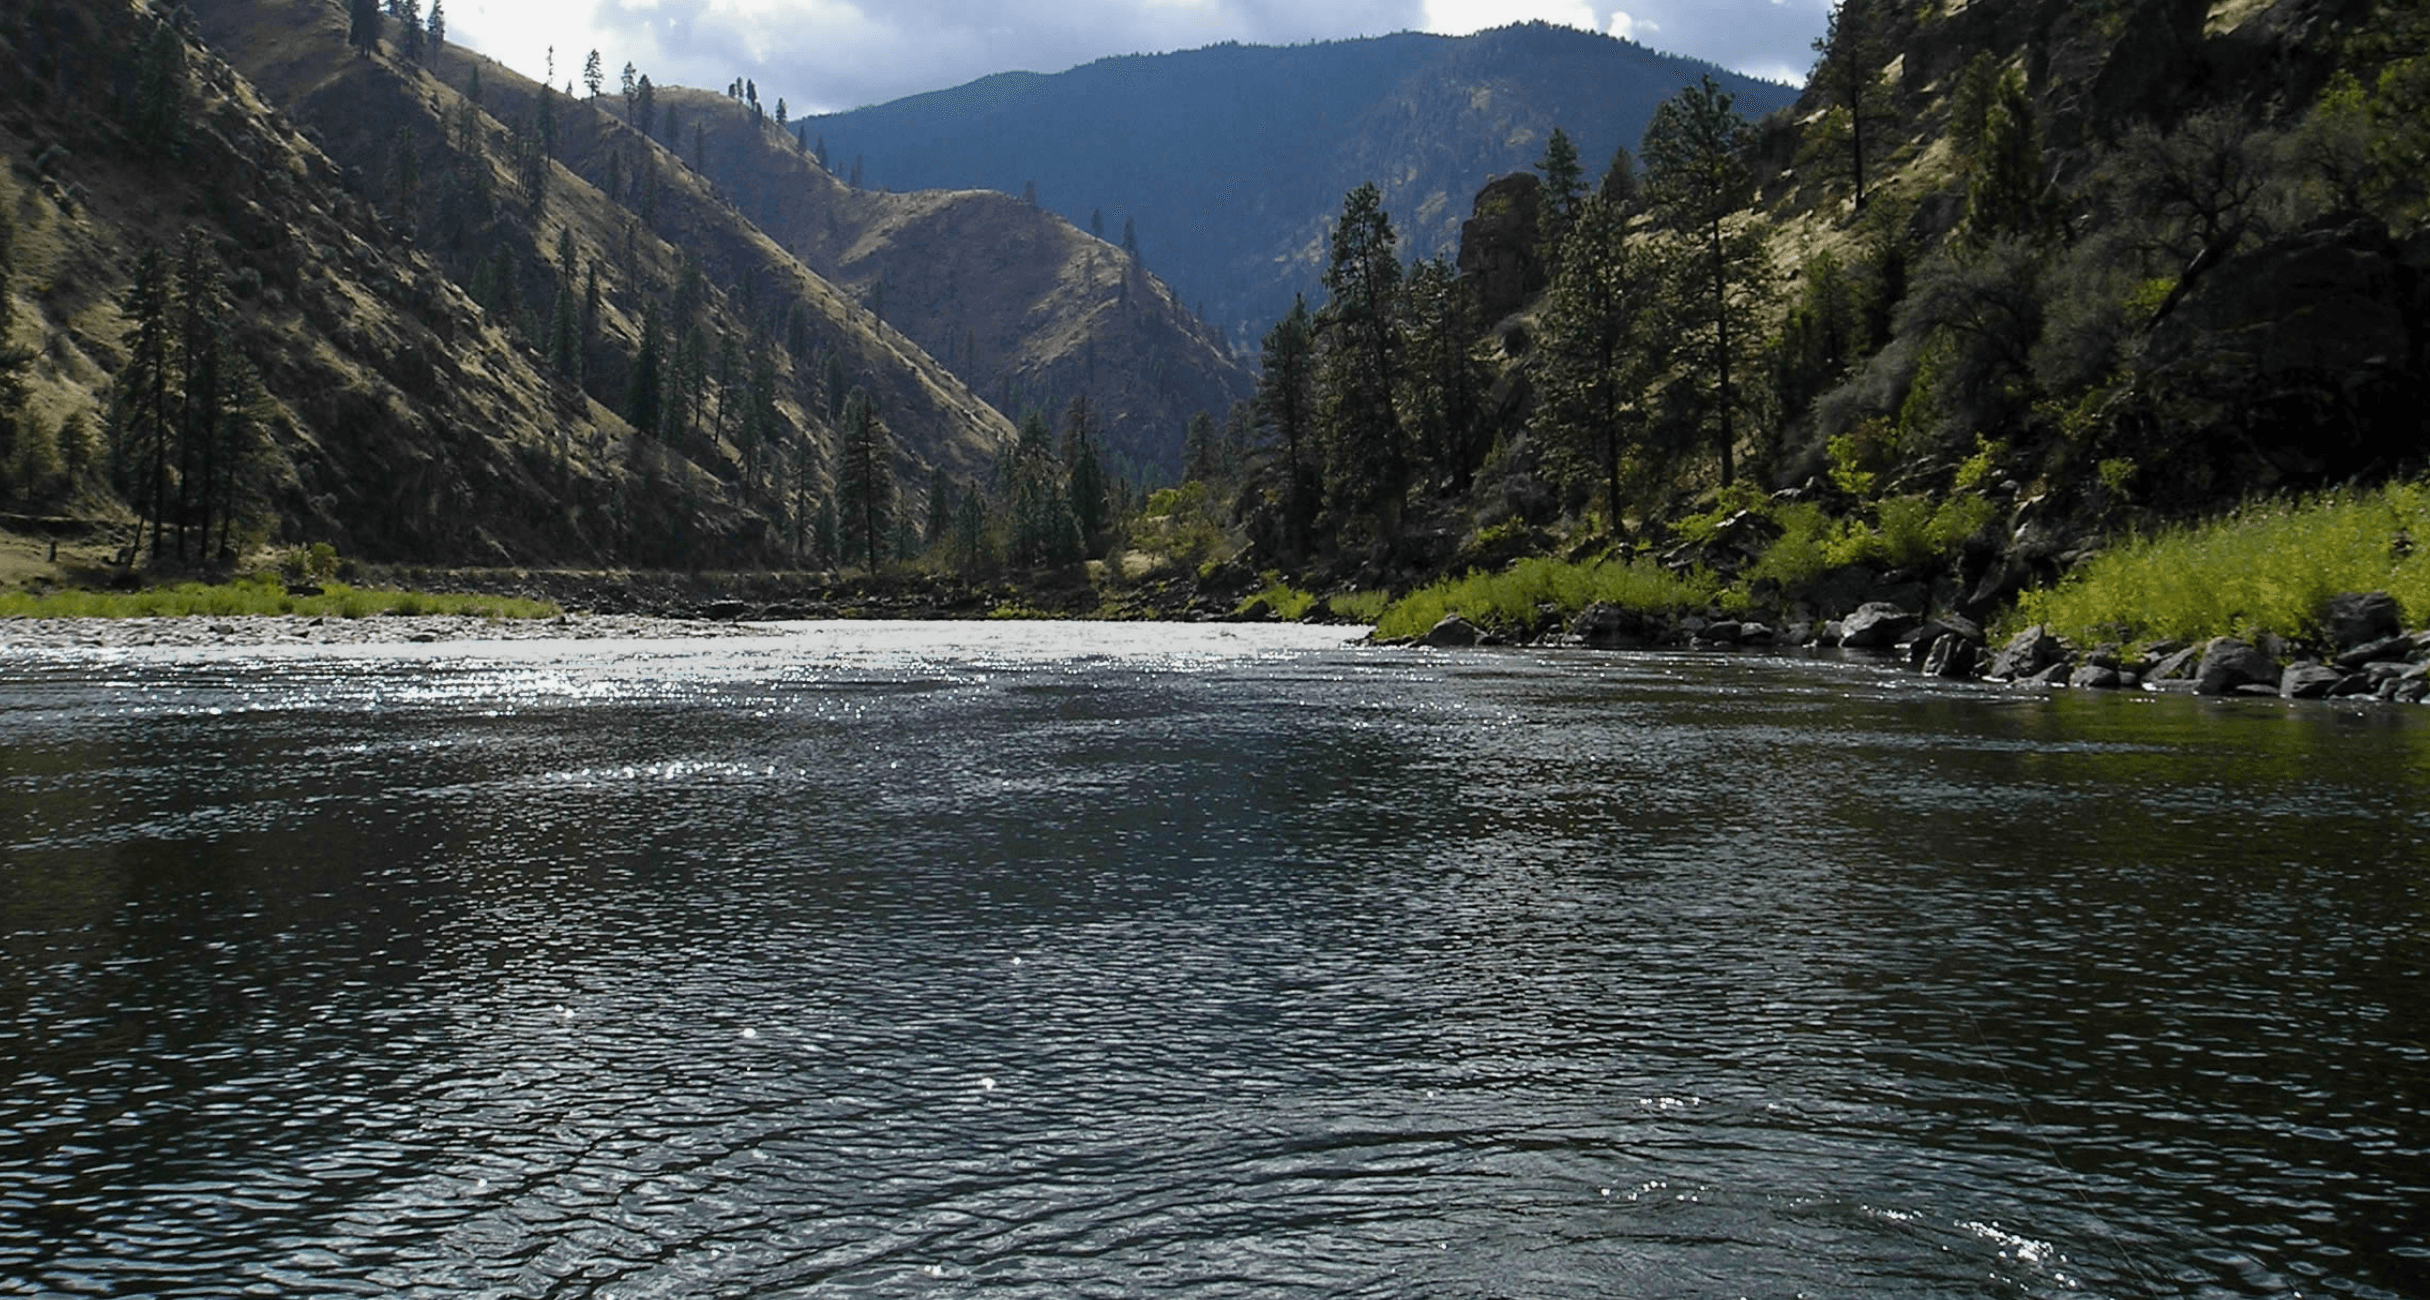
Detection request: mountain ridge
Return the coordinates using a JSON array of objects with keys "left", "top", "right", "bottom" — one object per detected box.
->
[{"left": 803, "top": 23, "right": 1801, "bottom": 342}]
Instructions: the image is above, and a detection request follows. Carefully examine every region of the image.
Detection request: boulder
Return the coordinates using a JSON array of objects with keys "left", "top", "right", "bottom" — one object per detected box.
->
[
  {"left": 2323, "top": 592, "right": 2402, "bottom": 651},
  {"left": 1838, "top": 602, "right": 1918, "bottom": 650},
  {"left": 1737, "top": 622, "right": 1776, "bottom": 645},
  {"left": 1922, "top": 633, "right": 1978, "bottom": 679},
  {"left": 2279, "top": 663, "right": 2345, "bottom": 699},
  {"left": 2147, "top": 644, "right": 2203, "bottom": 682},
  {"left": 2069, "top": 664, "right": 2124, "bottom": 690},
  {"left": 1699, "top": 620, "right": 1743, "bottom": 645},
  {"left": 2194, "top": 637, "right": 2281, "bottom": 695},
  {"left": 1987, "top": 624, "right": 2067, "bottom": 680},
  {"left": 1421, "top": 615, "right": 1482, "bottom": 648},
  {"left": 1572, "top": 602, "right": 1657, "bottom": 649},
  {"left": 2335, "top": 634, "right": 2414, "bottom": 670},
  {"left": 2021, "top": 661, "right": 2074, "bottom": 687}
]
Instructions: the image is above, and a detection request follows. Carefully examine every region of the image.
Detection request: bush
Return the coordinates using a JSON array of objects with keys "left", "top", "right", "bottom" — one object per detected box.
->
[
  {"left": 1372, "top": 555, "right": 1718, "bottom": 641},
  {"left": 2012, "top": 481, "right": 2430, "bottom": 643}
]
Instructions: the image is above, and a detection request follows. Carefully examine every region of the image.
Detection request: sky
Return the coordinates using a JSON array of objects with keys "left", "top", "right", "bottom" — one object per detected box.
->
[{"left": 442, "top": 0, "right": 1832, "bottom": 117}]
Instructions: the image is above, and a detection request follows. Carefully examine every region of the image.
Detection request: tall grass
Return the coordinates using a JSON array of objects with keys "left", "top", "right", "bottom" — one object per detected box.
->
[
  {"left": 2013, "top": 481, "right": 2430, "bottom": 644},
  {"left": 1373, "top": 555, "right": 1719, "bottom": 641},
  {"left": 0, "top": 574, "right": 560, "bottom": 621}
]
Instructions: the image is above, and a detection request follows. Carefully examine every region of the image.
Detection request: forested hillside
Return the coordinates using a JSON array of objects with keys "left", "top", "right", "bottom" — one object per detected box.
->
[
  {"left": 1181, "top": 0, "right": 2428, "bottom": 634},
  {"left": 803, "top": 24, "right": 1799, "bottom": 347}
]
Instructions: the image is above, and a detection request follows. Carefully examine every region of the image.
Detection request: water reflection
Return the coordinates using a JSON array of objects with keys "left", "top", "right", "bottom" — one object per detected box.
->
[{"left": 1, "top": 627, "right": 2424, "bottom": 1297}]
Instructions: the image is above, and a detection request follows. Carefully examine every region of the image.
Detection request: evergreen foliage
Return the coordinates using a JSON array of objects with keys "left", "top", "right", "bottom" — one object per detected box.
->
[
  {"left": 1641, "top": 75, "right": 1768, "bottom": 487},
  {"left": 835, "top": 387, "right": 894, "bottom": 570},
  {"left": 1316, "top": 183, "right": 1405, "bottom": 546}
]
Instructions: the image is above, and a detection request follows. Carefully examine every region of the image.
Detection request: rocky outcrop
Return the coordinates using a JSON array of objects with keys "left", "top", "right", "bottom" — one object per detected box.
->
[
  {"left": 1457, "top": 174, "right": 1546, "bottom": 320},
  {"left": 2324, "top": 591, "right": 2403, "bottom": 652}
]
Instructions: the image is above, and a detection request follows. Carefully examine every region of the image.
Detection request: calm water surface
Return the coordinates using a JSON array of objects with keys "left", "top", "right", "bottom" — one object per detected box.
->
[{"left": 0, "top": 623, "right": 2424, "bottom": 1298}]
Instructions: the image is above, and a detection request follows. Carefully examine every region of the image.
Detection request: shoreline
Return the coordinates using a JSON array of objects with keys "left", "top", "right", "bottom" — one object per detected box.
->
[{"left": 0, "top": 612, "right": 781, "bottom": 651}]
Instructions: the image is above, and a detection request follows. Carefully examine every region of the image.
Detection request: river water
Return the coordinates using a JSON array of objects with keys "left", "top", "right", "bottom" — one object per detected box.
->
[{"left": 0, "top": 622, "right": 2423, "bottom": 1298}]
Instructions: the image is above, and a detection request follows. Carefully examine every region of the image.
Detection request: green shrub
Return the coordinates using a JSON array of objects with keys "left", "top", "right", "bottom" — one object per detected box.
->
[
  {"left": 1328, "top": 590, "right": 1391, "bottom": 624},
  {"left": 1372, "top": 555, "right": 1718, "bottom": 641},
  {"left": 2013, "top": 481, "right": 2430, "bottom": 643}
]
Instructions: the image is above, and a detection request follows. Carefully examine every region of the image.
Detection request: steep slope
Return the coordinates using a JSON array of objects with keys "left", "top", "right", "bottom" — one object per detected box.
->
[
  {"left": 803, "top": 24, "right": 1800, "bottom": 343},
  {"left": 180, "top": 0, "right": 1019, "bottom": 555},
  {"left": 654, "top": 85, "right": 1252, "bottom": 481},
  {"left": 2, "top": 0, "right": 630, "bottom": 563}
]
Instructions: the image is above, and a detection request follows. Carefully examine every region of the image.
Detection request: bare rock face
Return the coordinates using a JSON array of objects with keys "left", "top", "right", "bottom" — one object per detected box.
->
[{"left": 1457, "top": 173, "right": 1545, "bottom": 321}]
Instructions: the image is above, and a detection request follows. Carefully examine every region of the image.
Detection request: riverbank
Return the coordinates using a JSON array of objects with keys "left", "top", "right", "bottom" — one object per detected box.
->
[{"left": 0, "top": 612, "right": 774, "bottom": 650}]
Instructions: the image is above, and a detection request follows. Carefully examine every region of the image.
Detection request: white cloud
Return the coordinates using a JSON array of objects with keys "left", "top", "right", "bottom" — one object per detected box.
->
[
  {"left": 1606, "top": 9, "right": 1654, "bottom": 41},
  {"left": 1419, "top": 0, "right": 1600, "bottom": 37}
]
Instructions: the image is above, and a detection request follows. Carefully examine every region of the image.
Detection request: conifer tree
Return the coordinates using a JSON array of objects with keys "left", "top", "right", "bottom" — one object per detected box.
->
[
  {"left": 1256, "top": 294, "right": 1318, "bottom": 557},
  {"left": 112, "top": 249, "right": 175, "bottom": 562},
  {"left": 400, "top": 0, "right": 423, "bottom": 61},
  {"left": 1184, "top": 408, "right": 1219, "bottom": 482},
  {"left": 626, "top": 301, "right": 665, "bottom": 437},
  {"left": 583, "top": 49, "right": 602, "bottom": 100},
  {"left": 1398, "top": 255, "right": 1487, "bottom": 489},
  {"left": 349, "top": 0, "right": 380, "bottom": 56},
  {"left": 1809, "top": 0, "right": 1895, "bottom": 211},
  {"left": 1642, "top": 75, "right": 1767, "bottom": 487},
  {"left": 924, "top": 465, "right": 954, "bottom": 545},
  {"left": 1316, "top": 182, "right": 1405, "bottom": 546},
  {"left": 1536, "top": 126, "right": 1585, "bottom": 250},
  {"left": 1965, "top": 70, "right": 2046, "bottom": 241},
  {"left": 427, "top": 0, "right": 444, "bottom": 57},
  {"left": 1537, "top": 193, "right": 1655, "bottom": 533},
  {"left": 835, "top": 387, "right": 893, "bottom": 570}
]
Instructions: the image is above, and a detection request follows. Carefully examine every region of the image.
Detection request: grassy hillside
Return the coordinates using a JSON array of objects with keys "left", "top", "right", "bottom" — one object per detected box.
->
[{"left": 656, "top": 84, "right": 1253, "bottom": 481}]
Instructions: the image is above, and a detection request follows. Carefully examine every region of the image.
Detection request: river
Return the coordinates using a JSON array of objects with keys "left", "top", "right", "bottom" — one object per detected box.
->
[{"left": 1, "top": 622, "right": 2423, "bottom": 1298}]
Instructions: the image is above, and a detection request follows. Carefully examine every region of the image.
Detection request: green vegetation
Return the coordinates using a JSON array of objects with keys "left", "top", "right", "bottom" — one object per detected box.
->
[
  {"left": 1237, "top": 579, "right": 1316, "bottom": 622},
  {"left": 0, "top": 572, "right": 560, "bottom": 620},
  {"left": 2013, "top": 482, "right": 2430, "bottom": 645},
  {"left": 1372, "top": 555, "right": 1719, "bottom": 641}
]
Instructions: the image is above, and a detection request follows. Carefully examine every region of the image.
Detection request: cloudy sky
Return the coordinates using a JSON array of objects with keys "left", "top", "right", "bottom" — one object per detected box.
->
[{"left": 444, "top": 0, "right": 1831, "bottom": 116}]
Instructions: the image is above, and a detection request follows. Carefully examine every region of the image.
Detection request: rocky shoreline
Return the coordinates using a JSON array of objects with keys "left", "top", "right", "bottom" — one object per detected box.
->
[
  {"left": 1407, "top": 588, "right": 2430, "bottom": 705},
  {"left": 0, "top": 612, "right": 777, "bottom": 651}
]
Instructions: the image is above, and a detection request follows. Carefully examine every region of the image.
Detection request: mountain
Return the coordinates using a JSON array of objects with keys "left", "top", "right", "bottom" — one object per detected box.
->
[
  {"left": 802, "top": 24, "right": 1801, "bottom": 344},
  {"left": 652, "top": 85, "right": 1253, "bottom": 482},
  {"left": 2, "top": 0, "right": 1028, "bottom": 567}
]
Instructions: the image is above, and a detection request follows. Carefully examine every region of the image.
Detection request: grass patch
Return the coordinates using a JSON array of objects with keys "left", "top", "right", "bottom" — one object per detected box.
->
[
  {"left": 0, "top": 573, "right": 560, "bottom": 620},
  {"left": 1373, "top": 556, "right": 1719, "bottom": 641},
  {"left": 2012, "top": 481, "right": 2430, "bottom": 644},
  {"left": 1327, "top": 590, "right": 1391, "bottom": 624},
  {"left": 1237, "top": 578, "right": 1316, "bottom": 622}
]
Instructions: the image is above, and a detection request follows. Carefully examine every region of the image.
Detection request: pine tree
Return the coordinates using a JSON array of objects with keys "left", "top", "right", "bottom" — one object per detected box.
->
[
  {"left": 1537, "top": 193, "right": 1655, "bottom": 534},
  {"left": 1966, "top": 70, "right": 2046, "bottom": 241},
  {"left": 112, "top": 248, "right": 175, "bottom": 562},
  {"left": 1398, "top": 255, "right": 1487, "bottom": 489},
  {"left": 1809, "top": 0, "right": 1895, "bottom": 211},
  {"left": 349, "top": 0, "right": 381, "bottom": 56},
  {"left": 626, "top": 301, "right": 665, "bottom": 437},
  {"left": 426, "top": 0, "right": 444, "bottom": 57},
  {"left": 1641, "top": 75, "right": 1767, "bottom": 487},
  {"left": 835, "top": 387, "right": 893, "bottom": 570},
  {"left": 583, "top": 49, "right": 602, "bottom": 100},
  {"left": 1184, "top": 408, "right": 1219, "bottom": 482},
  {"left": 400, "top": 0, "right": 423, "bottom": 61},
  {"left": 1316, "top": 182, "right": 1405, "bottom": 546},
  {"left": 1536, "top": 126, "right": 1586, "bottom": 250},
  {"left": 1257, "top": 295, "right": 1319, "bottom": 558},
  {"left": 924, "top": 466, "right": 954, "bottom": 545}
]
